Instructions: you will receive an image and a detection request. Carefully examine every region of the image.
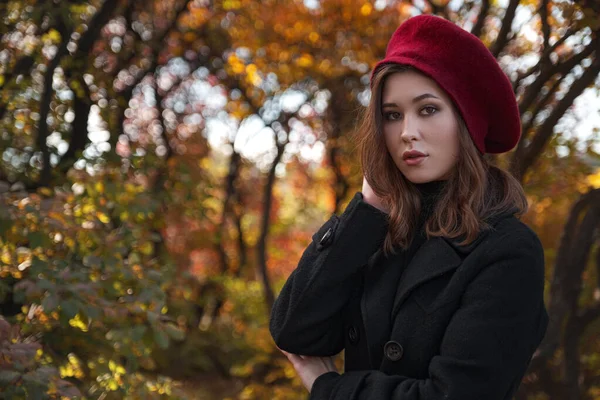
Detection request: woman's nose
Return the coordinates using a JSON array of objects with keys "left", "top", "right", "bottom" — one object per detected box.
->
[{"left": 400, "top": 116, "right": 419, "bottom": 142}]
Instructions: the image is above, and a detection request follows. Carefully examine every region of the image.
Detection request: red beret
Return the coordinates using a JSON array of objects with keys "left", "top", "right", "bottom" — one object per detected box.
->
[{"left": 371, "top": 15, "right": 520, "bottom": 154}]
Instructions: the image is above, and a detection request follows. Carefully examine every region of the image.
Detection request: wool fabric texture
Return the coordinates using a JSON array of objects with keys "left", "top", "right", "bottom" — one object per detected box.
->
[{"left": 372, "top": 14, "right": 520, "bottom": 154}]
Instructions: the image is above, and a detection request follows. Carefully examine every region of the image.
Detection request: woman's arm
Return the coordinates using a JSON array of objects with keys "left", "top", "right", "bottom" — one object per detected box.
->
[
  {"left": 269, "top": 192, "right": 389, "bottom": 356},
  {"left": 309, "top": 229, "right": 549, "bottom": 400}
]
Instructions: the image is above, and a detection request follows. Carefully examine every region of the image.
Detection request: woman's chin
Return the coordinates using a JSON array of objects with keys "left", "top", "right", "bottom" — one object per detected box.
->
[{"left": 401, "top": 171, "right": 446, "bottom": 184}]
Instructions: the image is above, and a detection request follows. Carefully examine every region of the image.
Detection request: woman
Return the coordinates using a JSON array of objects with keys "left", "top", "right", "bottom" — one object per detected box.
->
[{"left": 269, "top": 14, "right": 548, "bottom": 400}]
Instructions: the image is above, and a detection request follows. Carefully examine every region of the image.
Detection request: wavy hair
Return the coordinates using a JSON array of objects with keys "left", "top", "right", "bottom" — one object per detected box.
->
[{"left": 354, "top": 64, "right": 527, "bottom": 255}]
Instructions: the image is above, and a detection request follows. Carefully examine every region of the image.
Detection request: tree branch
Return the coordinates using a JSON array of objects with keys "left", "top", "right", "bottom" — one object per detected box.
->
[
  {"left": 112, "top": 0, "right": 192, "bottom": 155},
  {"left": 327, "top": 82, "right": 352, "bottom": 214},
  {"left": 518, "top": 39, "right": 596, "bottom": 117},
  {"left": 529, "top": 189, "right": 600, "bottom": 372},
  {"left": 470, "top": 0, "right": 490, "bottom": 38},
  {"left": 36, "top": 19, "right": 72, "bottom": 187},
  {"left": 0, "top": 55, "right": 35, "bottom": 92},
  {"left": 58, "top": 75, "right": 93, "bottom": 173},
  {"left": 424, "top": 0, "right": 449, "bottom": 19},
  {"left": 512, "top": 27, "right": 576, "bottom": 93},
  {"left": 563, "top": 200, "right": 600, "bottom": 399},
  {"left": 153, "top": 74, "right": 173, "bottom": 161},
  {"left": 232, "top": 205, "right": 248, "bottom": 278},
  {"left": 215, "top": 149, "right": 241, "bottom": 275},
  {"left": 257, "top": 125, "right": 289, "bottom": 312},
  {"left": 563, "top": 312, "right": 582, "bottom": 399},
  {"left": 0, "top": 56, "right": 35, "bottom": 120},
  {"left": 490, "top": 0, "right": 520, "bottom": 57},
  {"left": 512, "top": 54, "right": 600, "bottom": 181},
  {"left": 539, "top": 0, "right": 551, "bottom": 51},
  {"left": 76, "top": 0, "right": 120, "bottom": 58},
  {"left": 596, "top": 237, "right": 600, "bottom": 293},
  {"left": 110, "top": 1, "right": 149, "bottom": 77},
  {"left": 516, "top": 72, "right": 566, "bottom": 155}
]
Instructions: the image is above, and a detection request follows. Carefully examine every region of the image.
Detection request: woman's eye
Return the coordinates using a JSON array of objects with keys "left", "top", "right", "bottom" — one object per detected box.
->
[
  {"left": 384, "top": 112, "right": 402, "bottom": 121},
  {"left": 421, "top": 106, "right": 438, "bottom": 115}
]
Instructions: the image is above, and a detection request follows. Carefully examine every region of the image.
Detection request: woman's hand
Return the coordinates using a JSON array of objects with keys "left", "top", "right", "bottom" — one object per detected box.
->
[
  {"left": 279, "top": 348, "right": 338, "bottom": 393},
  {"left": 362, "top": 177, "right": 388, "bottom": 213}
]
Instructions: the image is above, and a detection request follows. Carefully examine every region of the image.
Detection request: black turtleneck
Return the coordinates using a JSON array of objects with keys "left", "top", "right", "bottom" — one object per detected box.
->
[
  {"left": 414, "top": 180, "right": 446, "bottom": 232},
  {"left": 401, "top": 180, "right": 446, "bottom": 262},
  {"left": 362, "top": 180, "right": 447, "bottom": 348}
]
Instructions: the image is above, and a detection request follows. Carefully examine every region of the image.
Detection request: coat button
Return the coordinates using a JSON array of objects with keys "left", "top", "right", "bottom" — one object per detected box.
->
[
  {"left": 384, "top": 341, "right": 403, "bottom": 361},
  {"left": 319, "top": 228, "right": 333, "bottom": 246},
  {"left": 347, "top": 325, "right": 359, "bottom": 344}
]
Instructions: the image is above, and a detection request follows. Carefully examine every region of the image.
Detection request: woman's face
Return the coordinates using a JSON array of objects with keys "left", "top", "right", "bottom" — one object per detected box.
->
[{"left": 381, "top": 70, "right": 460, "bottom": 184}]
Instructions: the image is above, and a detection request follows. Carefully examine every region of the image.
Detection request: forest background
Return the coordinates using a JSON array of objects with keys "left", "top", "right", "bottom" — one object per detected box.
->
[{"left": 1, "top": 0, "right": 600, "bottom": 399}]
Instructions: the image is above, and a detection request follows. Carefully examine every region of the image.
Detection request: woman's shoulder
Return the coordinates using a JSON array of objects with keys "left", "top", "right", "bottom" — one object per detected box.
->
[
  {"left": 478, "top": 214, "right": 544, "bottom": 261},
  {"left": 490, "top": 213, "right": 540, "bottom": 242}
]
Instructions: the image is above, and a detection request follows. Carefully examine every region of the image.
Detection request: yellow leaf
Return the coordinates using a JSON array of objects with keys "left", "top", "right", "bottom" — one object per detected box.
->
[
  {"left": 38, "top": 187, "right": 53, "bottom": 196},
  {"left": 361, "top": 3, "right": 372, "bottom": 16},
  {"left": 95, "top": 182, "right": 104, "bottom": 193},
  {"left": 295, "top": 53, "right": 314, "bottom": 68},
  {"left": 97, "top": 212, "right": 110, "bottom": 224},
  {"left": 42, "top": 29, "right": 61, "bottom": 43},
  {"left": 588, "top": 169, "right": 600, "bottom": 188},
  {"left": 68, "top": 314, "right": 89, "bottom": 332},
  {"left": 140, "top": 242, "right": 153, "bottom": 255},
  {"left": 1, "top": 250, "right": 12, "bottom": 264}
]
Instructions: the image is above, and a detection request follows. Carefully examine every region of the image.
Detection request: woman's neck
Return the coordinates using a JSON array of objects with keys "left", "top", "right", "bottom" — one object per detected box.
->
[
  {"left": 415, "top": 180, "right": 446, "bottom": 199},
  {"left": 414, "top": 180, "right": 446, "bottom": 226}
]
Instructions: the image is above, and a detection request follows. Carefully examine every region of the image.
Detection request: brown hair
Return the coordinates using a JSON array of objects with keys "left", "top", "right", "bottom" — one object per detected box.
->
[{"left": 355, "top": 64, "right": 527, "bottom": 255}]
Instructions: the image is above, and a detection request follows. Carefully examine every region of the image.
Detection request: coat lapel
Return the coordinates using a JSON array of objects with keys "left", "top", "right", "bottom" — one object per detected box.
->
[
  {"left": 390, "top": 208, "right": 517, "bottom": 317},
  {"left": 359, "top": 209, "right": 516, "bottom": 370},
  {"left": 391, "top": 237, "right": 462, "bottom": 318},
  {"left": 360, "top": 248, "right": 404, "bottom": 369}
]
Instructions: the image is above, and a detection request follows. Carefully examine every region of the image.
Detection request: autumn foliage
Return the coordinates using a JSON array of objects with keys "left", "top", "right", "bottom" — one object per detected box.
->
[{"left": 1, "top": 0, "right": 600, "bottom": 399}]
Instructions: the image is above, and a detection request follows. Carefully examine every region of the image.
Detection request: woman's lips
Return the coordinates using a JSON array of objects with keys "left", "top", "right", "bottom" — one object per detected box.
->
[{"left": 403, "top": 155, "right": 428, "bottom": 166}]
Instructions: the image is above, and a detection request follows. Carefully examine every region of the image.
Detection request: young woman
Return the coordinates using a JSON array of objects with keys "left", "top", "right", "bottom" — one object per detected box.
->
[{"left": 269, "top": 14, "right": 549, "bottom": 400}]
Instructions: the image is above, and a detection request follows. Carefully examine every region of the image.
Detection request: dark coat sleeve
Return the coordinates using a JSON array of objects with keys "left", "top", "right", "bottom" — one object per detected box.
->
[
  {"left": 269, "top": 192, "right": 389, "bottom": 356},
  {"left": 310, "top": 228, "right": 549, "bottom": 400}
]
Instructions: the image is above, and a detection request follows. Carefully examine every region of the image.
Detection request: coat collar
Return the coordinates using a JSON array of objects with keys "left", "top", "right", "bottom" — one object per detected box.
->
[
  {"left": 360, "top": 208, "right": 517, "bottom": 369},
  {"left": 442, "top": 207, "right": 520, "bottom": 254},
  {"left": 393, "top": 208, "right": 519, "bottom": 312},
  {"left": 360, "top": 237, "right": 462, "bottom": 369}
]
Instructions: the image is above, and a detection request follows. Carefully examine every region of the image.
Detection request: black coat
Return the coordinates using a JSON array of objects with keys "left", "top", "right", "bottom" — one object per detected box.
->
[{"left": 269, "top": 192, "right": 549, "bottom": 400}]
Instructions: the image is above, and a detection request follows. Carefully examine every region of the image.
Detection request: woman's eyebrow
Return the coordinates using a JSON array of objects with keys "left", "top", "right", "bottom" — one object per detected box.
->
[{"left": 382, "top": 93, "right": 440, "bottom": 108}]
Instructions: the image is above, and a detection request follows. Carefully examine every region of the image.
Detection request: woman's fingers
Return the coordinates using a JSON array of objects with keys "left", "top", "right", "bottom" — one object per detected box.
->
[
  {"left": 361, "top": 176, "right": 388, "bottom": 213},
  {"left": 278, "top": 348, "right": 337, "bottom": 372},
  {"left": 325, "top": 356, "right": 336, "bottom": 371},
  {"left": 280, "top": 349, "right": 302, "bottom": 364}
]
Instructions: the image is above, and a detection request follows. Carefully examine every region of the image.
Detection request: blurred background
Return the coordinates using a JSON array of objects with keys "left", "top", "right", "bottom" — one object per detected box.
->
[{"left": 1, "top": 0, "right": 600, "bottom": 398}]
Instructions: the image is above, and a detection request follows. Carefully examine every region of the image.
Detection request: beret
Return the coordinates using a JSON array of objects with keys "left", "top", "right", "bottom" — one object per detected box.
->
[{"left": 371, "top": 15, "right": 520, "bottom": 154}]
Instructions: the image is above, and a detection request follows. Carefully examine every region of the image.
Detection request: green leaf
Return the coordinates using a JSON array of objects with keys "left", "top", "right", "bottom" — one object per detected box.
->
[
  {"left": 0, "top": 217, "right": 11, "bottom": 238},
  {"left": 153, "top": 327, "right": 170, "bottom": 349},
  {"left": 37, "top": 279, "right": 54, "bottom": 291},
  {"left": 130, "top": 325, "right": 147, "bottom": 341},
  {"left": 138, "top": 288, "right": 155, "bottom": 303},
  {"left": 82, "top": 255, "right": 102, "bottom": 267},
  {"left": 29, "top": 257, "right": 47, "bottom": 275},
  {"left": 42, "top": 294, "right": 59, "bottom": 312},
  {"left": 12, "top": 286, "right": 26, "bottom": 304},
  {"left": 147, "top": 311, "right": 160, "bottom": 326},
  {"left": 60, "top": 299, "right": 78, "bottom": 319},
  {"left": 0, "top": 280, "right": 10, "bottom": 302},
  {"left": 0, "top": 370, "right": 21, "bottom": 385},
  {"left": 82, "top": 305, "right": 101, "bottom": 320},
  {"left": 27, "top": 231, "right": 47, "bottom": 248},
  {"left": 164, "top": 323, "right": 185, "bottom": 341}
]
